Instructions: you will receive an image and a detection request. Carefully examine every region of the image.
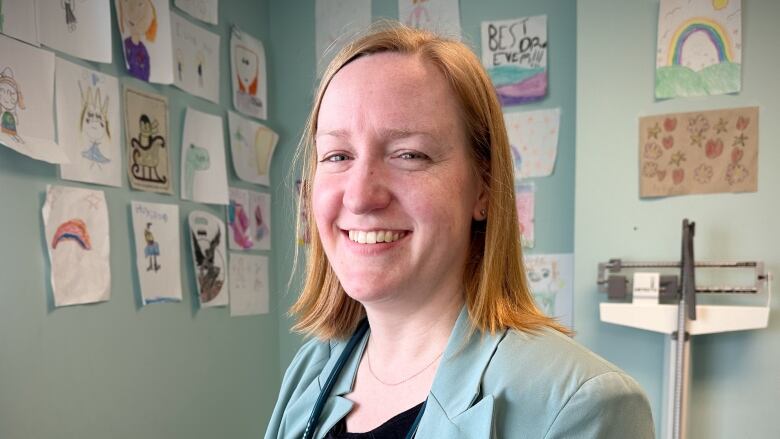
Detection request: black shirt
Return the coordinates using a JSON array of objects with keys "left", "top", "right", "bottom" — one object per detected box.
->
[{"left": 325, "top": 402, "right": 424, "bottom": 439}]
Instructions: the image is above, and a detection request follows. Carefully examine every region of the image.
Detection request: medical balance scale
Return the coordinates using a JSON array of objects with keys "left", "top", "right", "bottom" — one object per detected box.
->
[{"left": 596, "top": 219, "right": 771, "bottom": 439}]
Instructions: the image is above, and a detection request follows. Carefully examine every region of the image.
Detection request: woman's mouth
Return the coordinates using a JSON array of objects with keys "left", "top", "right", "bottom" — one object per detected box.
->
[{"left": 346, "top": 230, "right": 407, "bottom": 244}]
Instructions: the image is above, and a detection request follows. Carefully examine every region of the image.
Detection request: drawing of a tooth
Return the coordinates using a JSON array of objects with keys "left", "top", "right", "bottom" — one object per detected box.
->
[
  {"left": 253, "top": 125, "right": 277, "bottom": 175},
  {"left": 185, "top": 143, "right": 211, "bottom": 199}
]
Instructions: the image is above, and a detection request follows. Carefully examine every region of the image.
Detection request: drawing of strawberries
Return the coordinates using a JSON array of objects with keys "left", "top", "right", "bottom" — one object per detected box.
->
[
  {"left": 664, "top": 117, "right": 677, "bottom": 132},
  {"left": 705, "top": 138, "right": 724, "bottom": 159},
  {"left": 736, "top": 116, "right": 750, "bottom": 131},
  {"left": 673, "top": 168, "right": 684, "bottom": 185},
  {"left": 663, "top": 136, "right": 674, "bottom": 149},
  {"left": 731, "top": 148, "right": 744, "bottom": 163}
]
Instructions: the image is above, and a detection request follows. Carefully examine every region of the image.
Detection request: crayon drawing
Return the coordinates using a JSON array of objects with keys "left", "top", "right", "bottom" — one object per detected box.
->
[
  {"left": 131, "top": 201, "right": 182, "bottom": 304},
  {"left": 398, "top": 0, "right": 460, "bottom": 37},
  {"left": 655, "top": 0, "right": 741, "bottom": 99},
  {"left": 171, "top": 11, "right": 220, "bottom": 103},
  {"left": 0, "top": 35, "right": 67, "bottom": 164},
  {"left": 482, "top": 15, "right": 547, "bottom": 106},
  {"left": 116, "top": 0, "right": 174, "bottom": 84},
  {"left": 228, "top": 111, "right": 278, "bottom": 186},
  {"left": 228, "top": 187, "right": 253, "bottom": 250},
  {"left": 504, "top": 108, "right": 560, "bottom": 180},
  {"left": 37, "top": 0, "right": 112, "bottom": 63},
  {"left": 180, "top": 108, "right": 228, "bottom": 205},
  {"left": 250, "top": 190, "right": 271, "bottom": 250},
  {"left": 174, "top": 0, "right": 218, "bottom": 25},
  {"left": 639, "top": 106, "right": 757, "bottom": 197},
  {"left": 229, "top": 253, "right": 269, "bottom": 316},
  {"left": 524, "top": 253, "right": 574, "bottom": 328},
  {"left": 189, "top": 210, "right": 228, "bottom": 308},
  {"left": 42, "top": 185, "right": 110, "bottom": 307},
  {"left": 231, "top": 27, "right": 267, "bottom": 120},
  {"left": 515, "top": 182, "right": 535, "bottom": 248},
  {"left": 57, "top": 58, "right": 122, "bottom": 187},
  {"left": 124, "top": 87, "right": 172, "bottom": 193}
]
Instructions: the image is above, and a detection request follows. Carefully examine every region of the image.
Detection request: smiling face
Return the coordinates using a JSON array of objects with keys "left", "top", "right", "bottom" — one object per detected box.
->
[
  {"left": 313, "top": 52, "right": 485, "bottom": 307},
  {"left": 122, "top": 0, "right": 153, "bottom": 39},
  {"left": 235, "top": 45, "right": 259, "bottom": 89}
]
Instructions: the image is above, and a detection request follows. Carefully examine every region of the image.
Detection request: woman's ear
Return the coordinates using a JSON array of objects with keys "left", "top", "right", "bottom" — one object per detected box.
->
[{"left": 473, "top": 183, "right": 489, "bottom": 221}]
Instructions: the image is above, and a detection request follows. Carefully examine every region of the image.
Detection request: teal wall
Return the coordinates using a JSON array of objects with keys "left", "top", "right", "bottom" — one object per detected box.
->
[
  {"left": 576, "top": 1, "right": 780, "bottom": 437},
  {"left": 0, "top": 1, "right": 281, "bottom": 438},
  {"left": 270, "top": 0, "right": 578, "bottom": 377}
]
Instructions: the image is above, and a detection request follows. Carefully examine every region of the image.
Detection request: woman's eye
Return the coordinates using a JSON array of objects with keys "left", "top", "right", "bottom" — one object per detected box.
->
[
  {"left": 397, "top": 151, "right": 429, "bottom": 160},
  {"left": 321, "top": 153, "right": 349, "bottom": 163}
]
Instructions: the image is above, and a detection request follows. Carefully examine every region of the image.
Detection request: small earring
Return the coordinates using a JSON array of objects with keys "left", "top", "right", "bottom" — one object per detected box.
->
[{"left": 480, "top": 208, "right": 487, "bottom": 218}]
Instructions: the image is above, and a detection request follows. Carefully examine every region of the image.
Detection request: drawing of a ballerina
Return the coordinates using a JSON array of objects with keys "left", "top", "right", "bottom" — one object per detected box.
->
[
  {"left": 79, "top": 85, "right": 111, "bottom": 168},
  {"left": 0, "top": 67, "right": 25, "bottom": 143},
  {"left": 62, "top": 0, "right": 77, "bottom": 32},
  {"left": 406, "top": 0, "right": 431, "bottom": 29},
  {"left": 144, "top": 222, "right": 161, "bottom": 272},
  {"left": 118, "top": 0, "right": 157, "bottom": 81}
]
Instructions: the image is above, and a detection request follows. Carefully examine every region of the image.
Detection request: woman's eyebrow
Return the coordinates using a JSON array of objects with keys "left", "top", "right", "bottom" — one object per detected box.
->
[{"left": 316, "top": 128, "right": 438, "bottom": 142}]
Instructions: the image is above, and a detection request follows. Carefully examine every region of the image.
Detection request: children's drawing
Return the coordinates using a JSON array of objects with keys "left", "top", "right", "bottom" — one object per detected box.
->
[
  {"left": 184, "top": 143, "right": 211, "bottom": 199},
  {"left": 524, "top": 253, "right": 573, "bottom": 328},
  {"left": 174, "top": 0, "right": 218, "bottom": 25},
  {"left": 170, "top": 11, "right": 220, "bottom": 103},
  {"left": 116, "top": 0, "right": 174, "bottom": 84},
  {"left": 0, "top": 35, "right": 67, "bottom": 164},
  {"left": 79, "top": 85, "right": 111, "bottom": 168},
  {"left": 131, "top": 201, "right": 182, "bottom": 304},
  {"left": 314, "top": 0, "right": 371, "bottom": 77},
  {"left": 228, "top": 111, "right": 278, "bottom": 186},
  {"left": 229, "top": 253, "right": 269, "bottom": 316},
  {"left": 0, "top": 0, "right": 40, "bottom": 45},
  {"left": 124, "top": 87, "right": 171, "bottom": 193},
  {"left": 655, "top": 0, "right": 741, "bottom": 99},
  {"left": 38, "top": 0, "right": 112, "bottom": 63},
  {"left": 0, "top": 66, "right": 23, "bottom": 143},
  {"left": 515, "top": 182, "right": 535, "bottom": 248},
  {"left": 250, "top": 191, "right": 271, "bottom": 250},
  {"left": 42, "top": 185, "right": 110, "bottom": 307},
  {"left": 231, "top": 27, "right": 267, "bottom": 120},
  {"left": 504, "top": 108, "right": 560, "bottom": 180},
  {"left": 180, "top": 107, "right": 228, "bottom": 204},
  {"left": 254, "top": 199, "right": 269, "bottom": 242},
  {"left": 639, "top": 106, "right": 757, "bottom": 198},
  {"left": 398, "top": 0, "right": 460, "bottom": 37},
  {"left": 228, "top": 187, "right": 253, "bottom": 250},
  {"left": 482, "top": 15, "right": 547, "bottom": 106},
  {"left": 189, "top": 210, "right": 228, "bottom": 307}
]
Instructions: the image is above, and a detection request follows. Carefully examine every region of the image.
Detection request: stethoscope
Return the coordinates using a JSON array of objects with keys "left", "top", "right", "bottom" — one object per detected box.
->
[{"left": 302, "top": 318, "right": 427, "bottom": 439}]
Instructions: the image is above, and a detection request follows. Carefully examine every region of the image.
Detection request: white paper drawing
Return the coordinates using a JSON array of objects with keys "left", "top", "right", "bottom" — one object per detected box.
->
[
  {"left": 37, "top": 0, "right": 112, "bottom": 63},
  {"left": 524, "top": 253, "right": 573, "bottom": 328},
  {"left": 56, "top": 58, "right": 121, "bottom": 187},
  {"left": 171, "top": 11, "right": 220, "bottom": 103},
  {"left": 115, "top": 0, "right": 174, "bottom": 84},
  {"left": 180, "top": 107, "right": 229, "bottom": 205},
  {"left": 315, "top": 0, "right": 371, "bottom": 76},
  {"left": 131, "top": 201, "right": 182, "bottom": 304},
  {"left": 228, "top": 111, "right": 277, "bottom": 186},
  {"left": 0, "top": 35, "right": 68, "bottom": 164},
  {"left": 0, "top": 0, "right": 39, "bottom": 45},
  {"left": 189, "top": 210, "right": 228, "bottom": 308},
  {"left": 398, "top": 0, "right": 461, "bottom": 37},
  {"left": 227, "top": 188, "right": 271, "bottom": 251},
  {"left": 174, "top": 0, "right": 218, "bottom": 25},
  {"left": 42, "top": 185, "right": 110, "bottom": 307},
  {"left": 504, "top": 108, "right": 561, "bottom": 180},
  {"left": 230, "top": 27, "right": 267, "bottom": 120},
  {"left": 229, "top": 253, "right": 269, "bottom": 316}
]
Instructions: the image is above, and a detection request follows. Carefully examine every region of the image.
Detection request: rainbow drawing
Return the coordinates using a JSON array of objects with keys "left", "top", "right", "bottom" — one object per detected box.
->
[
  {"left": 52, "top": 219, "right": 92, "bottom": 250},
  {"left": 666, "top": 18, "right": 734, "bottom": 67}
]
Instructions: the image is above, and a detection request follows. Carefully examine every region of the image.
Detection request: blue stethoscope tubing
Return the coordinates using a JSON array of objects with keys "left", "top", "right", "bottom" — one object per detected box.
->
[{"left": 301, "top": 318, "right": 427, "bottom": 439}]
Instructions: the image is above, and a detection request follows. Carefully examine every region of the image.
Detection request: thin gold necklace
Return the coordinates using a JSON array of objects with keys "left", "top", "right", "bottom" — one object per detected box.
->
[{"left": 366, "top": 343, "right": 444, "bottom": 386}]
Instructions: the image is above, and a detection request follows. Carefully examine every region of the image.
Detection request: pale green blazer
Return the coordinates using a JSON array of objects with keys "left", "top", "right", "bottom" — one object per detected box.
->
[{"left": 265, "top": 308, "right": 655, "bottom": 438}]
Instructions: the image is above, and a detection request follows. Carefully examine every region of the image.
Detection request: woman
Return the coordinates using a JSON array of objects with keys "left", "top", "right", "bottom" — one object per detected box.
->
[{"left": 266, "top": 24, "right": 654, "bottom": 439}]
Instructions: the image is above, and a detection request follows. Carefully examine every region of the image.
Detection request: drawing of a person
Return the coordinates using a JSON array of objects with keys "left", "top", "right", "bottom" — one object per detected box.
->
[
  {"left": 0, "top": 67, "right": 25, "bottom": 143},
  {"left": 144, "top": 222, "right": 161, "bottom": 272},
  {"left": 406, "top": 0, "right": 431, "bottom": 29},
  {"left": 79, "top": 85, "right": 111, "bottom": 168},
  {"left": 62, "top": 0, "right": 77, "bottom": 32},
  {"left": 118, "top": 0, "right": 157, "bottom": 82},
  {"left": 234, "top": 44, "right": 262, "bottom": 110}
]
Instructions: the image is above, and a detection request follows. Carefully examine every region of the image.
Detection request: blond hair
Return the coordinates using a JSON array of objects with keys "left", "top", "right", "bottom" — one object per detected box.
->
[{"left": 291, "top": 22, "right": 571, "bottom": 339}]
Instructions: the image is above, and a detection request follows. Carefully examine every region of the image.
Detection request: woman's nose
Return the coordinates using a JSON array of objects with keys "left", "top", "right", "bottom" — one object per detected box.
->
[{"left": 342, "top": 159, "right": 392, "bottom": 215}]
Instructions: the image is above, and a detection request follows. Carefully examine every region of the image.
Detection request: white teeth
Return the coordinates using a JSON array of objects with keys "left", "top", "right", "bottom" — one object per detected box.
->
[{"left": 347, "top": 230, "right": 404, "bottom": 244}]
